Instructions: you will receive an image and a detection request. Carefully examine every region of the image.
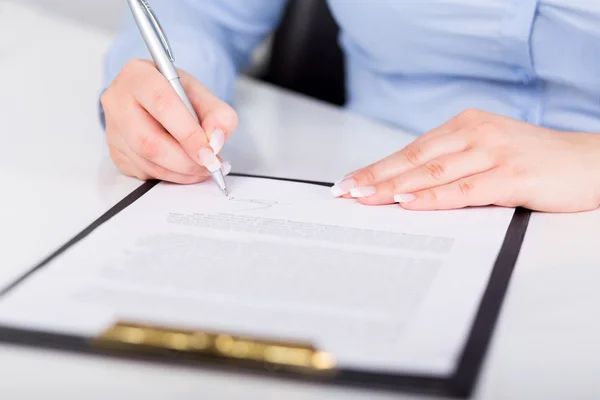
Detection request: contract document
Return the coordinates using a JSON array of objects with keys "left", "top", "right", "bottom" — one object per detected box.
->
[{"left": 0, "top": 175, "right": 523, "bottom": 386}]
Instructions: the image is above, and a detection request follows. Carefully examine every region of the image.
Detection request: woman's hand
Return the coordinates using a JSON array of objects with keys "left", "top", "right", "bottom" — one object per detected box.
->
[
  {"left": 331, "top": 109, "right": 600, "bottom": 212},
  {"left": 101, "top": 59, "right": 237, "bottom": 184}
]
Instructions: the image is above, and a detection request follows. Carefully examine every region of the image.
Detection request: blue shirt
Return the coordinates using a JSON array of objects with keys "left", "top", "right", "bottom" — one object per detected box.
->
[{"left": 103, "top": 0, "right": 600, "bottom": 135}]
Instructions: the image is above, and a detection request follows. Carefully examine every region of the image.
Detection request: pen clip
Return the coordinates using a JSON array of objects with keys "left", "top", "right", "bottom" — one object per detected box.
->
[{"left": 139, "top": 0, "right": 175, "bottom": 62}]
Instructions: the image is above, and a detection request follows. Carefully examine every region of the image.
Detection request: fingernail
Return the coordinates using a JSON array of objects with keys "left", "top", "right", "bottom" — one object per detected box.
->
[
  {"left": 394, "top": 194, "right": 417, "bottom": 203},
  {"left": 198, "top": 147, "right": 222, "bottom": 172},
  {"left": 221, "top": 161, "right": 232, "bottom": 176},
  {"left": 350, "top": 186, "right": 376, "bottom": 198},
  {"left": 209, "top": 129, "right": 225, "bottom": 155},
  {"left": 330, "top": 178, "right": 357, "bottom": 197}
]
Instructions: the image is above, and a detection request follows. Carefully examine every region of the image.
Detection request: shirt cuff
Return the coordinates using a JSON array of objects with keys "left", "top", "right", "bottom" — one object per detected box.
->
[{"left": 99, "top": 29, "right": 238, "bottom": 131}]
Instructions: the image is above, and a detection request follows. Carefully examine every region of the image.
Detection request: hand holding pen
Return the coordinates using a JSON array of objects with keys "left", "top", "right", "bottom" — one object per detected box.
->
[{"left": 101, "top": 0, "right": 235, "bottom": 194}]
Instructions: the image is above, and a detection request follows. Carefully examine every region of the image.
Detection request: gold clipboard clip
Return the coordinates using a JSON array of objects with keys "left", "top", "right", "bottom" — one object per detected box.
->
[{"left": 93, "top": 321, "right": 337, "bottom": 376}]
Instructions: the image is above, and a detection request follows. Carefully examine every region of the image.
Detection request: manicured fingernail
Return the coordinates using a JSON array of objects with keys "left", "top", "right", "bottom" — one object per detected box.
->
[
  {"left": 394, "top": 194, "right": 417, "bottom": 203},
  {"left": 198, "top": 147, "right": 221, "bottom": 172},
  {"left": 350, "top": 186, "right": 376, "bottom": 198},
  {"left": 331, "top": 178, "right": 357, "bottom": 197},
  {"left": 209, "top": 129, "right": 225, "bottom": 155},
  {"left": 221, "top": 161, "right": 232, "bottom": 176}
]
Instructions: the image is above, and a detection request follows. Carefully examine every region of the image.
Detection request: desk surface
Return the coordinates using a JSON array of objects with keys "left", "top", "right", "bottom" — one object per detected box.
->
[{"left": 1, "top": 3, "right": 600, "bottom": 399}]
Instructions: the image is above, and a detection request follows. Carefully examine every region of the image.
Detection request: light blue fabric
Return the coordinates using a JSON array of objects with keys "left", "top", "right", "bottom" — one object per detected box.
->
[{"left": 103, "top": 0, "right": 600, "bottom": 135}]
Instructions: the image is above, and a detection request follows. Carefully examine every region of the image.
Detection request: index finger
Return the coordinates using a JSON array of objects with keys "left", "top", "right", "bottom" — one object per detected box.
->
[
  {"left": 131, "top": 66, "right": 221, "bottom": 171},
  {"left": 332, "top": 108, "right": 487, "bottom": 197},
  {"left": 331, "top": 131, "right": 469, "bottom": 197},
  {"left": 180, "top": 69, "right": 239, "bottom": 154}
]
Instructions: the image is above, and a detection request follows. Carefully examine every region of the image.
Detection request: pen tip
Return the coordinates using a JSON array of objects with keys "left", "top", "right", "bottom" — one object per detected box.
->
[{"left": 222, "top": 188, "right": 229, "bottom": 196}]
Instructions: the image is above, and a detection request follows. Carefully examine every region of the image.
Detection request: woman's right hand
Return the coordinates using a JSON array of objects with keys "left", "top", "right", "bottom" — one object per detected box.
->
[{"left": 100, "top": 59, "right": 238, "bottom": 184}]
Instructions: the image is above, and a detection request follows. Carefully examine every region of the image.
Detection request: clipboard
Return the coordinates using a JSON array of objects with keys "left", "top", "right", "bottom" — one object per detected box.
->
[{"left": 0, "top": 173, "right": 530, "bottom": 398}]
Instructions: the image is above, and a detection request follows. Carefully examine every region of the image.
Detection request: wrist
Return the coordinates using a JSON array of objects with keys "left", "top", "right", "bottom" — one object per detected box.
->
[{"left": 578, "top": 132, "right": 600, "bottom": 205}]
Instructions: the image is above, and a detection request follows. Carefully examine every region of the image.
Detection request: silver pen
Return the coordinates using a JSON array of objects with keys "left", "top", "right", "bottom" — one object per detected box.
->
[{"left": 127, "top": 0, "right": 228, "bottom": 195}]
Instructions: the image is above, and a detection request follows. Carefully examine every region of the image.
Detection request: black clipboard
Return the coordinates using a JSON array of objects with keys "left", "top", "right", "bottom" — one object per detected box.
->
[{"left": 0, "top": 173, "right": 530, "bottom": 398}]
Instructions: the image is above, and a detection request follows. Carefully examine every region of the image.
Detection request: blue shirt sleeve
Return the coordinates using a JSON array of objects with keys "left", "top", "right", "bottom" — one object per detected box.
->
[{"left": 100, "top": 0, "right": 288, "bottom": 127}]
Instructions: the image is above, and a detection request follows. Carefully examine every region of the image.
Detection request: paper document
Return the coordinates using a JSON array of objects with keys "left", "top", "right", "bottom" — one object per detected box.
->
[{"left": 0, "top": 176, "right": 514, "bottom": 374}]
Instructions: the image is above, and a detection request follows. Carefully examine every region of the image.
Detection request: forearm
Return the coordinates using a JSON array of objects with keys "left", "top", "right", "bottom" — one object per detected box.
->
[{"left": 102, "top": 0, "right": 287, "bottom": 103}]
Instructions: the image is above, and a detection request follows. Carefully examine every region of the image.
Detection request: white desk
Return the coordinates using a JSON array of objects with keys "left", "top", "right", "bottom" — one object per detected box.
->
[{"left": 1, "top": 3, "right": 600, "bottom": 399}]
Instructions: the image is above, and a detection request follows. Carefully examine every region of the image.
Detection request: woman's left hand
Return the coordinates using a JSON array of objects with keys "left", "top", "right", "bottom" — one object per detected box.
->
[{"left": 331, "top": 109, "right": 600, "bottom": 212}]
